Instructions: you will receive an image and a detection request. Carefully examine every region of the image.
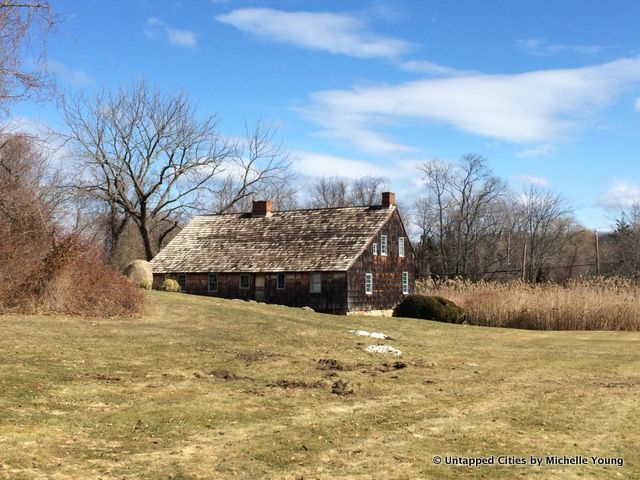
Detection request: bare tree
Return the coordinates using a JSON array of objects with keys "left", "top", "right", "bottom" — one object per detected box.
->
[
  {"left": 0, "top": 1, "right": 56, "bottom": 111},
  {"left": 515, "top": 184, "right": 573, "bottom": 282},
  {"left": 209, "top": 121, "right": 295, "bottom": 213},
  {"left": 417, "top": 154, "right": 506, "bottom": 278},
  {"left": 63, "top": 81, "right": 293, "bottom": 261},
  {"left": 604, "top": 202, "right": 640, "bottom": 278},
  {"left": 307, "top": 176, "right": 349, "bottom": 208},
  {"left": 418, "top": 159, "right": 452, "bottom": 275},
  {"left": 350, "top": 175, "right": 387, "bottom": 206}
]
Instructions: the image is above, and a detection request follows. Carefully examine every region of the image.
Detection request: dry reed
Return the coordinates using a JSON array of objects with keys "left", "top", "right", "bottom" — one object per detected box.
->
[{"left": 417, "top": 277, "right": 640, "bottom": 331}]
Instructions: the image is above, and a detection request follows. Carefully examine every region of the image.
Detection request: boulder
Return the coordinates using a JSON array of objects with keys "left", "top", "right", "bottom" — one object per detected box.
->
[{"left": 123, "top": 260, "right": 153, "bottom": 289}]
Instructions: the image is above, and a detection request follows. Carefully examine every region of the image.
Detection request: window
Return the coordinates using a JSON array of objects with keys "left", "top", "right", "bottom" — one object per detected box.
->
[
  {"left": 310, "top": 272, "right": 322, "bottom": 293},
  {"left": 239, "top": 273, "right": 250, "bottom": 289},
  {"left": 365, "top": 273, "right": 373, "bottom": 295},
  {"left": 208, "top": 273, "right": 218, "bottom": 292},
  {"left": 380, "top": 234, "right": 388, "bottom": 256},
  {"left": 277, "top": 273, "right": 286, "bottom": 290},
  {"left": 399, "top": 237, "right": 405, "bottom": 257},
  {"left": 402, "top": 272, "right": 409, "bottom": 294},
  {"left": 372, "top": 242, "right": 378, "bottom": 255},
  {"left": 177, "top": 274, "right": 186, "bottom": 292}
]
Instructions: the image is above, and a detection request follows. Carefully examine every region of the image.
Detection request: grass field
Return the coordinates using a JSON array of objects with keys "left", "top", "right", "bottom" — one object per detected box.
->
[{"left": 1, "top": 291, "right": 638, "bottom": 479}]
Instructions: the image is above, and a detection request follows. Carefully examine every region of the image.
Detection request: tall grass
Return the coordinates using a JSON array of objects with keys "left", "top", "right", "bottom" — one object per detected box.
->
[{"left": 417, "top": 277, "right": 640, "bottom": 331}]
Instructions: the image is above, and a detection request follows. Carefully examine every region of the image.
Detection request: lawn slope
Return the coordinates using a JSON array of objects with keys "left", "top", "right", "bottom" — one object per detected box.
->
[{"left": 0, "top": 291, "right": 638, "bottom": 479}]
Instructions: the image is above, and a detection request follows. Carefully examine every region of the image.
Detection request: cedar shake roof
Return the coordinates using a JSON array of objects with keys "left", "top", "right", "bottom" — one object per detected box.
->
[{"left": 150, "top": 205, "right": 396, "bottom": 273}]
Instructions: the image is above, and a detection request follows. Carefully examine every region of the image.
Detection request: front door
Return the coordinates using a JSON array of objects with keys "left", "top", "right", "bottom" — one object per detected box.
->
[{"left": 255, "top": 274, "right": 265, "bottom": 302}]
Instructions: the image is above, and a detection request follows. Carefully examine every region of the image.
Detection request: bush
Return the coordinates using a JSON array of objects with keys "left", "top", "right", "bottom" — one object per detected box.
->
[
  {"left": 393, "top": 294, "right": 465, "bottom": 323},
  {"left": 160, "top": 278, "right": 180, "bottom": 292},
  {"left": 6, "top": 234, "right": 144, "bottom": 317},
  {"left": 139, "top": 279, "right": 152, "bottom": 290}
]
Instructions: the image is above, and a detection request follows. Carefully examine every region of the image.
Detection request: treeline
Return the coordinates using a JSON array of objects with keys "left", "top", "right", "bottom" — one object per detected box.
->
[{"left": 412, "top": 154, "right": 637, "bottom": 282}]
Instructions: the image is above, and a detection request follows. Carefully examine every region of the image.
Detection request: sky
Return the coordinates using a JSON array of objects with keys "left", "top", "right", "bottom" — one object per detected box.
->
[{"left": 11, "top": 0, "right": 640, "bottom": 229}]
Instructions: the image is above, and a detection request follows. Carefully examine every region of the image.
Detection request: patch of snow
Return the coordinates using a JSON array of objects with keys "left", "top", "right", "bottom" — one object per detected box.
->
[
  {"left": 365, "top": 345, "right": 402, "bottom": 356},
  {"left": 348, "top": 329, "right": 388, "bottom": 339}
]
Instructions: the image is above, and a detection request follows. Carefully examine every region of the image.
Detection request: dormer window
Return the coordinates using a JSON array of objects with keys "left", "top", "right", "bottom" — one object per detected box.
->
[{"left": 380, "top": 234, "right": 388, "bottom": 256}]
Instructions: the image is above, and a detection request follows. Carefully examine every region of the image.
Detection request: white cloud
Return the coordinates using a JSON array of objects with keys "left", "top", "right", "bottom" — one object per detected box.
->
[
  {"left": 167, "top": 28, "right": 198, "bottom": 48},
  {"left": 302, "top": 56, "right": 640, "bottom": 152},
  {"left": 516, "top": 144, "right": 554, "bottom": 158},
  {"left": 517, "top": 38, "right": 602, "bottom": 57},
  {"left": 292, "top": 150, "right": 397, "bottom": 179},
  {"left": 400, "top": 60, "right": 471, "bottom": 77},
  {"left": 215, "top": 8, "right": 412, "bottom": 60},
  {"left": 515, "top": 174, "right": 550, "bottom": 187},
  {"left": 145, "top": 17, "right": 197, "bottom": 48},
  {"left": 47, "top": 60, "right": 94, "bottom": 86},
  {"left": 600, "top": 179, "right": 640, "bottom": 208}
]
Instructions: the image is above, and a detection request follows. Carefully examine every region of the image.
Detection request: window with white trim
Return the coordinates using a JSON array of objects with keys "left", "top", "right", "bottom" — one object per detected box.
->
[
  {"left": 310, "top": 272, "right": 322, "bottom": 293},
  {"left": 177, "top": 274, "right": 186, "bottom": 292},
  {"left": 399, "top": 237, "right": 405, "bottom": 257},
  {"left": 380, "top": 234, "right": 387, "bottom": 256},
  {"left": 208, "top": 273, "right": 218, "bottom": 292},
  {"left": 277, "top": 273, "right": 286, "bottom": 290},
  {"left": 402, "top": 271, "right": 409, "bottom": 294},
  {"left": 372, "top": 242, "right": 378, "bottom": 256},
  {"left": 239, "top": 273, "right": 250, "bottom": 289},
  {"left": 365, "top": 273, "right": 373, "bottom": 295}
]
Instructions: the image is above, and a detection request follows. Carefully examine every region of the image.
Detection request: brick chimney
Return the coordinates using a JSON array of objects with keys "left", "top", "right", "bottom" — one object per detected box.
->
[
  {"left": 381, "top": 192, "right": 396, "bottom": 208},
  {"left": 252, "top": 200, "right": 272, "bottom": 217}
]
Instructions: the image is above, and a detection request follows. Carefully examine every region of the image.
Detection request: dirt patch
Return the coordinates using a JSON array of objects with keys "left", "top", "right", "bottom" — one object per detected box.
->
[
  {"left": 358, "top": 362, "right": 409, "bottom": 376},
  {"left": 234, "top": 350, "right": 280, "bottom": 364},
  {"left": 316, "top": 358, "right": 352, "bottom": 371},
  {"left": 85, "top": 373, "right": 121, "bottom": 382},
  {"left": 193, "top": 370, "right": 253, "bottom": 381},
  {"left": 408, "top": 359, "right": 439, "bottom": 368},
  {"left": 267, "top": 379, "right": 325, "bottom": 390},
  {"left": 331, "top": 379, "right": 354, "bottom": 396}
]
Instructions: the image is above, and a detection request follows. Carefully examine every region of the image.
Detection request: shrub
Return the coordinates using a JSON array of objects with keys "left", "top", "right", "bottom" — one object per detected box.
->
[
  {"left": 6, "top": 234, "right": 144, "bottom": 317},
  {"left": 139, "top": 279, "right": 152, "bottom": 290},
  {"left": 394, "top": 294, "right": 465, "bottom": 323},
  {"left": 160, "top": 278, "right": 180, "bottom": 292}
]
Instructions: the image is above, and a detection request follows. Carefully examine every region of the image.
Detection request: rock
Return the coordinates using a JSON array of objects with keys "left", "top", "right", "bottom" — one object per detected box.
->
[
  {"left": 123, "top": 260, "right": 153, "bottom": 288},
  {"left": 365, "top": 345, "right": 402, "bottom": 356},
  {"left": 301, "top": 306, "right": 314, "bottom": 312}
]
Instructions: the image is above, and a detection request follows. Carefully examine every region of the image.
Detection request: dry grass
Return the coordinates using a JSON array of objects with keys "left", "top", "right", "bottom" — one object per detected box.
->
[
  {"left": 0, "top": 291, "right": 638, "bottom": 479},
  {"left": 417, "top": 277, "right": 640, "bottom": 331}
]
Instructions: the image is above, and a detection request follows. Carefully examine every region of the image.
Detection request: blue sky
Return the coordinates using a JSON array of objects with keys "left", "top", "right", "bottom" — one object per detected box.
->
[{"left": 12, "top": 0, "right": 640, "bottom": 229}]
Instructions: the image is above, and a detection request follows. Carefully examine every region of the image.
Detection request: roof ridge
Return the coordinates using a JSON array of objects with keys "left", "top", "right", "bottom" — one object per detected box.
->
[{"left": 194, "top": 204, "right": 383, "bottom": 217}]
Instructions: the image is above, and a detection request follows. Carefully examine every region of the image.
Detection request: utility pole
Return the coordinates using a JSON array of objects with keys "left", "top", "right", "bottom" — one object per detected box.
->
[
  {"left": 595, "top": 229, "right": 600, "bottom": 276},
  {"left": 522, "top": 240, "right": 527, "bottom": 283}
]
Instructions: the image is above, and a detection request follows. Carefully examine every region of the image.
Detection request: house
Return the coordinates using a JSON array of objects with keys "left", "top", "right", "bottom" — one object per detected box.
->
[{"left": 150, "top": 192, "right": 414, "bottom": 314}]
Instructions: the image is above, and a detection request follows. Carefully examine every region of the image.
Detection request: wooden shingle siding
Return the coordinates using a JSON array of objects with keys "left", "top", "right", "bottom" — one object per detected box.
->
[
  {"left": 346, "top": 210, "right": 415, "bottom": 311},
  {"left": 153, "top": 271, "right": 348, "bottom": 313}
]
